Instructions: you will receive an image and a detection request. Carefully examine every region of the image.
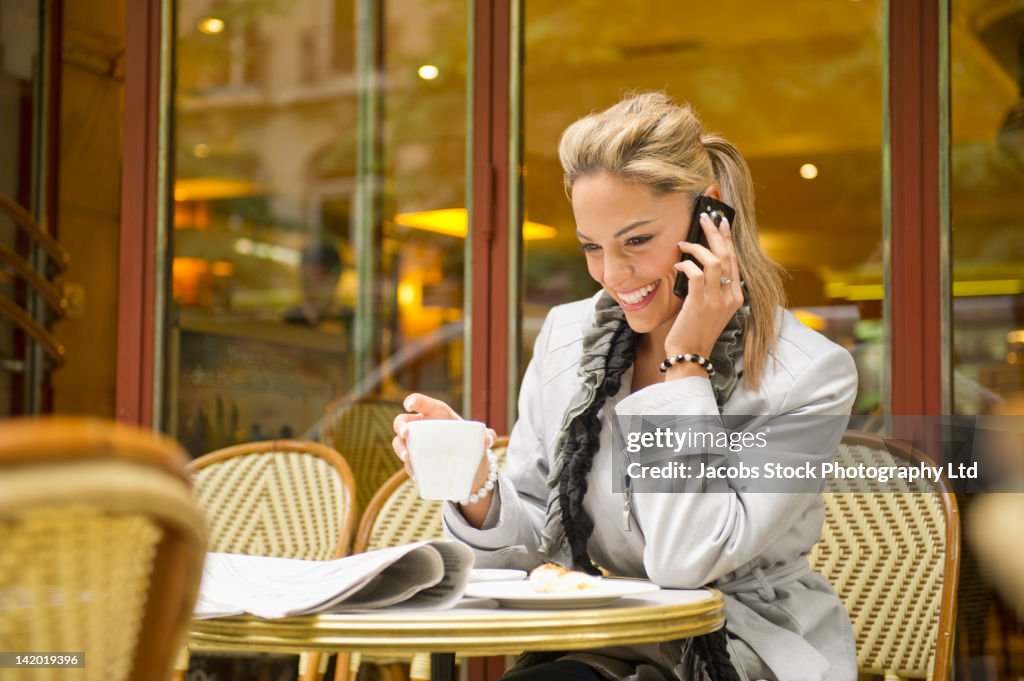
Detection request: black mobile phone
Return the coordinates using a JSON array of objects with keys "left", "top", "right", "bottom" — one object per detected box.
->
[{"left": 672, "top": 195, "right": 736, "bottom": 299}]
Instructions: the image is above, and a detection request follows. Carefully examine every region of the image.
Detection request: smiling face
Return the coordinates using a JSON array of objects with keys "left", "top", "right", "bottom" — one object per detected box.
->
[{"left": 572, "top": 172, "right": 693, "bottom": 335}]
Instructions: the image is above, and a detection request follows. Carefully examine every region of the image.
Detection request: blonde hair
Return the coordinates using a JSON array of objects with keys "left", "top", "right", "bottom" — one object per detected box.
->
[{"left": 558, "top": 91, "right": 786, "bottom": 390}]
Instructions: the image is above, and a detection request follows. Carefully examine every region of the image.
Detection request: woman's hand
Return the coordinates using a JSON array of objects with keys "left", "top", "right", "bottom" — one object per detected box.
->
[
  {"left": 665, "top": 213, "right": 744, "bottom": 360},
  {"left": 391, "top": 393, "right": 497, "bottom": 482}
]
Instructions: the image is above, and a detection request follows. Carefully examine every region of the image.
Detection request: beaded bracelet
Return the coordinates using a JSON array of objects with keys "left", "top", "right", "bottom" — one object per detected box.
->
[
  {"left": 459, "top": 448, "right": 499, "bottom": 506},
  {"left": 659, "top": 353, "right": 716, "bottom": 376}
]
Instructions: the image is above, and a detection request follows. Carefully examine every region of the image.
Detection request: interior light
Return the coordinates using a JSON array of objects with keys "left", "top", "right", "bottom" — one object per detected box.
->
[
  {"left": 198, "top": 17, "right": 225, "bottom": 35},
  {"left": 397, "top": 280, "right": 420, "bottom": 308},
  {"left": 417, "top": 65, "right": 440, "bottom": 80},
  {"left": 211, "top": 261, "right": 235, "bottom": 277},
  {"left": 791, "top": 309, "right": 826, "bottom": 331},
  {"left": 825, "top": 278, "right": 1024, "bottom": 301},
  {"left": 232, "top": 238, "right": 300, "bottom": 265},
  {"left": 193, "top": 143, "right": 210, "bottom": 158},
  {"left": 799, "top": 163, "right": 819, "bottom": 180},
  {"left": 394, "top": 208, "right": 557, "bottom": 240},
  {"left": 174, "top": 177, "right": 263, "bottom": 202}
]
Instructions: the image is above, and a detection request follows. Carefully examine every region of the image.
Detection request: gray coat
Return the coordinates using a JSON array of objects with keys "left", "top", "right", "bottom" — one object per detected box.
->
[{"left": 444, "top": 294, "right": 859, "bottom": 681}]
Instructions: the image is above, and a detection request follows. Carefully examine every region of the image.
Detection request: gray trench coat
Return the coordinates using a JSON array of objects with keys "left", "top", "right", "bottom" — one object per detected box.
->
[{"left": 443, "top": 293, "right": 859, "bottom": 681}]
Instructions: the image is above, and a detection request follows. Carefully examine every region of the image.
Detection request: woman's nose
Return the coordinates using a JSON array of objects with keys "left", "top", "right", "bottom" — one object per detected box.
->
[{"left": 602, "top": 252, "right": 633, "bottom": 288}]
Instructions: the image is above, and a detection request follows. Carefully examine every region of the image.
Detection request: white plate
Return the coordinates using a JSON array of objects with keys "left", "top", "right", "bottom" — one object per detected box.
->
[
  {"left": 464, "top": 578, "right": 660, "bottom": 609},
  {"left": 469, "top": 569, "right": 527, "bottom": 583}
]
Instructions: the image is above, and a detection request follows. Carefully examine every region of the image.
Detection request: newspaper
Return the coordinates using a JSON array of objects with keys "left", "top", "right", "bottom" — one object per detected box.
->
[{"left": 194, "top": 540, "right": 474, "bottom": 619}]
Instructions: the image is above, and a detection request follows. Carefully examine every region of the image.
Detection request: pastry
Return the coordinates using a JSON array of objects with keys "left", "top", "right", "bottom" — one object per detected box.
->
[{"left": 528, "top": 563, "right": 601, "bottom": 593}]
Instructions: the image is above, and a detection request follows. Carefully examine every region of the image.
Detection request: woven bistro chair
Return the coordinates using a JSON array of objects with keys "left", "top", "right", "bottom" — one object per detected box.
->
[
  {"left": 174, "top": 439, "right": 357, "bottom": 681},
  {"left": 808, "top": 430, "right": 960, "bottom": 681},
  {"left": 338, "top": 437, "right": 509, "bottom": 681},
  {"left": 321, "top": 396, "right": 408, "bottom": 519},
  {"left": 0, "top": 416, "right": 207, "bottom": 681}
]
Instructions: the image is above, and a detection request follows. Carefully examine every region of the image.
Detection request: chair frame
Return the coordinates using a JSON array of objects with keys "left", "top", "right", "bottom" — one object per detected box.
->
[
  {"left": 0, "top": 416, "right": 206, "bottom": 681},
  {"left": 831, "top": 430, "right": 960, "bottom": 681}
]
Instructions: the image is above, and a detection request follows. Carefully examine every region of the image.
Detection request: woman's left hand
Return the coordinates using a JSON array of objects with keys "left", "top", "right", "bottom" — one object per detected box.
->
[{"left": 664, "top": 212, "right": 744, "bottom": 358}]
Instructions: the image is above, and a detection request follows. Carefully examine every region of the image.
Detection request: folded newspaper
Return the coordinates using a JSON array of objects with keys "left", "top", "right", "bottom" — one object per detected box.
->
[{"left": 194, "top": 540, "right": 474, "bottom": 619}]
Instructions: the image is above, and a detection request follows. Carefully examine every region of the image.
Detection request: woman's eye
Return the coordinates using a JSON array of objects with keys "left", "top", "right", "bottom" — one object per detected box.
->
[
  {"left": 625, "top": 235, "right": 652, "bottom": 247},
  {"left": 578, "top": 242, "right": 600, "bottom": 253}
]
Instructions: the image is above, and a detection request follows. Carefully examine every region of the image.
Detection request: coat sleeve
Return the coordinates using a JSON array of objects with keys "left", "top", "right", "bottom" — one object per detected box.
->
[
  {"left": 614, "top": 343, "right": 857, "bottom": 588},
  {"left": 440, "top": 312, "right": 555, "bottom": 570}
]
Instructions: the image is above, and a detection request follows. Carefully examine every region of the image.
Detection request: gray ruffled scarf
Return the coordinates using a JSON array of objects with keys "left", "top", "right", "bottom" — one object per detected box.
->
[{"left": 539, "top": 290, "right": 748, "bottom": 568}]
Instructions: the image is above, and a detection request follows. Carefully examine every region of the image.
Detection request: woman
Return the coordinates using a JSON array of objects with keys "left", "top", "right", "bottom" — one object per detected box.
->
[{"left": 392, "top": 92, "right": 858, "bottom": 681}]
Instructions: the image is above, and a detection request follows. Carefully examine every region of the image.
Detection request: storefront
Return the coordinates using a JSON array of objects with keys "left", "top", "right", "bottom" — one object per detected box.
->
[
  {"left": 2, "top": 0, "right": 1023, "bottom": 678},
  {"left": 153, "top": 0, "right": 1019, "bottom": 439}
]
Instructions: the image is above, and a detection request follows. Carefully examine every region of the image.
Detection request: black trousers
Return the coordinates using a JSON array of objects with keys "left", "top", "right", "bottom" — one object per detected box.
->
[{"left": 500, "top": 660, "right": 606, "bottom": 681}]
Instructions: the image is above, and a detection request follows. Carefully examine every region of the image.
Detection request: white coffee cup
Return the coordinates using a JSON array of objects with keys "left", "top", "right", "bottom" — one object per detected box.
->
[{"left": 406, "top": 420, "right": 487, "bottom": 500}]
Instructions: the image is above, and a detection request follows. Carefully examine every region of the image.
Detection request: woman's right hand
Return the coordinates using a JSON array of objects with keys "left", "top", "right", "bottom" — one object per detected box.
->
[{"left": 391, "top": 393, "right": 497, "bottom": 482}]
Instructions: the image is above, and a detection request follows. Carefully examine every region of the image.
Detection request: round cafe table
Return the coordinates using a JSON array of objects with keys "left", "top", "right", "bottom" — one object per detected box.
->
[{"left": 189, "top": 588, "right": 724, "bottom": 681}]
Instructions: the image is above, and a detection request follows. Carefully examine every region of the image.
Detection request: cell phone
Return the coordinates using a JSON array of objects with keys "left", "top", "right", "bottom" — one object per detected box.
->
[{"left": 672, "top": 195, "right": 736, "bottom": 299}]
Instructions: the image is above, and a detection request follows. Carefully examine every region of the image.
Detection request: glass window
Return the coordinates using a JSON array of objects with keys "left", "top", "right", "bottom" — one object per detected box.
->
[
  {"left": 0, "top": 0, "right": 44, "bottom": 417},
  {"left": 518, "top": 1, "right": 886, "bottom": 415},
  {"left": 170, "top": 0, "right": 468, "bottom": 455},
  {"left": 951, "top": 3, "right": 1024, "bottom": 416}
]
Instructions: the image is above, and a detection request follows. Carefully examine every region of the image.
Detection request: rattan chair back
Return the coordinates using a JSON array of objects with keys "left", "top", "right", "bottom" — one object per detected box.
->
[
  {"left": 808, "top": 430, "right": 960, "bottom": 681},
  {"left": 0, "top": 417, "right": 206, "bottom": 681},
  {"left": 190, "top": 439, "right": 356, "bottom": 559},
  {"left": 321, "top": 397, "right": 407, "bottom": 519},
  {"left": 354, "top": 436, "right": 508, "bottom": 553}
]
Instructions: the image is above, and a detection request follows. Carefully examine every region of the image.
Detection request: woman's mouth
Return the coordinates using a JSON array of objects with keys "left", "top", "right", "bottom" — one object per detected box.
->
[{"left": 617, "top": 281, "right": 660, "bottom": 310}]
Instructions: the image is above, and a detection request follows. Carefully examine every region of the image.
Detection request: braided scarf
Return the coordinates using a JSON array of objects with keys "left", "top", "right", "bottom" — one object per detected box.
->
[{"left": 539, "top": 290, "right": 748, "bottom": 681}]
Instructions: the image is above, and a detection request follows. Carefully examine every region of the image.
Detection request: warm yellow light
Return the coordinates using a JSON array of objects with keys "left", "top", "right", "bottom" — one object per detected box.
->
[
  {"left": 197, "top": 17, "right": 225, "bottom": 35},
  {"left": 825, "top": 282, "right": 884, "bottom": 301},
  {"left": 824, "top": 278, "right": 1024, "bottom": 301},
  {"left": 1009, "top": 330, "right": 1024, "bottom": 345},
  {"left": 952, "top": 280, "right": 1024, "bottom": 297},
  {"left": 394, "top": 208, "right": 557, "bottom": 240},
  {"left": 791, "top": 309, "right": 827, "bottom": 331},
  {"left": 397, "top": 280, "right": 419, "bottom": 308},
  {"left": 522, "top": 221, "right": 558, "bottom": 240},
  {"left": 417, "top": 64, "right": 440, "bottom": 80},
  {"left": 174, "top": 177, "right": 263, "bottom": 201},
  {"left": 799, "top": 163, "right": 819, "bottom": 180},
  {"left": 211, "top": 261, "right": 235, "bottom": 277},
  {"left": 193, "top": 143, "right": 210, "bottom": 158}
]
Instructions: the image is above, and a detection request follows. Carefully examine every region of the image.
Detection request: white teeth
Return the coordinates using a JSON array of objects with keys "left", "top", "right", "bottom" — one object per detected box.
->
[{"left": 619, "top": 282, "right": 656, "bottom": 305}]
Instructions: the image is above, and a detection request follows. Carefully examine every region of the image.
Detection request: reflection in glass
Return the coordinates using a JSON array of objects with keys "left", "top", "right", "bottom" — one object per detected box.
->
[
  {"left": 170, "top": 0, "right": 467, "bottom": 456},
  {"left": 519, "top": 1, "right": 885, "bottom": 415},
  {"left": 951, "top": 4, "right": 1024, "bottom": 415}
]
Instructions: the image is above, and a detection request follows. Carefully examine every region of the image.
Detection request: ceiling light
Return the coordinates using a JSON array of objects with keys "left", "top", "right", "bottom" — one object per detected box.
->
[
  {"left": 193, "top": 143, "right": 210, "bottom": 158},
  {"left": 417, "top": 65, "right": 440, "bottom": 80},
  {"left": 799, "top": 163, "right": 819, "bottom": 180},
  {"left": 173, "top": 177, "right": 263, "bottom": 202},
  {"left": 197, "top": 17, "right": 225, "bottom": 35},
  {"left": 394, "top": 208, "right": 557, "bottom": 240}
]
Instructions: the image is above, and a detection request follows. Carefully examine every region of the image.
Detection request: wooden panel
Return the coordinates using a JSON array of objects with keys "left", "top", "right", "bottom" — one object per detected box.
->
[
  {"left": 470, "top": 0, "right": 513, "bottom": 434},
  {"left": 890, "top": 0, "right": 944, "bottom": 416},
  {"left": 116, "top": 0, "right": 161, "bottom": 426}
]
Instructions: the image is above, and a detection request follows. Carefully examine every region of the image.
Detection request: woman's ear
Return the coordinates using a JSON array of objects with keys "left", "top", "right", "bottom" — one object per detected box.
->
[{"left": 704, "top": 184, "right": 722, "bottom": 200}]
